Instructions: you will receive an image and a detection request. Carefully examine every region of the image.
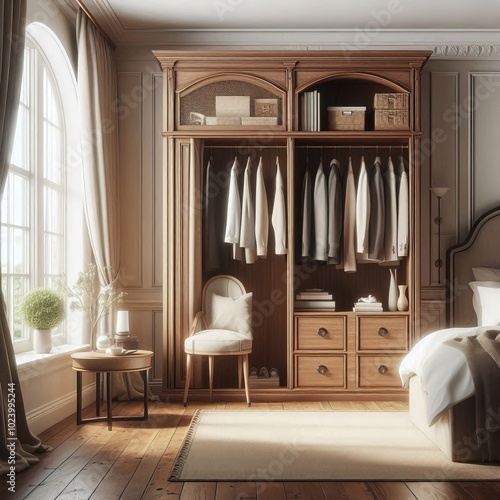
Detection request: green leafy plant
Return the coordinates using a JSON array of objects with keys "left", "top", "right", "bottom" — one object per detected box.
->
[
  {"left": 19, "top": 288, "right": 66, "bottom": 330},
  {"left": 56, "top": 263, "right": 125, "bottom": 348}
]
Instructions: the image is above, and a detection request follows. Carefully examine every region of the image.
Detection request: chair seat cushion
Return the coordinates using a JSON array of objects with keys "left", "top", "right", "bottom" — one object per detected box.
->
[{"left": 184, "top": 329, "right": 252, "bottom": 354}]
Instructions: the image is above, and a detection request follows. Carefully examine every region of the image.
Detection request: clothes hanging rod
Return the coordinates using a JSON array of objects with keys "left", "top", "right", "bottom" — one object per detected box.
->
[
  {"left": 295, "top": 145, "right": 408, "bottom": 149},
  {"left": 203, "top": 145, "right": 288, "bottom": 149}
]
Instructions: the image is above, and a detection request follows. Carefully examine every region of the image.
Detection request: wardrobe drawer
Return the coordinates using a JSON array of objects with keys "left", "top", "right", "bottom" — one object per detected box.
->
[
  {"left": 356, "top": 355, "right": 402, "bottom": 388},
  {"left": 296, "top": 355, "right": 346, "bottom": 388},
  {"left": 357, "top": 316, "right": 408, "bottom": 351},
  {"left": 295, "top": 316, "right": 346, "bottom": 350}
]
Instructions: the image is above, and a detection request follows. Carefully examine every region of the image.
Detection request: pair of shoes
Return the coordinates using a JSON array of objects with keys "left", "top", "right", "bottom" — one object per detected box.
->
[
  {"left": 270, "top": 368, "right": 279, "bottom": 378},
  {"left": 249, "top": 367, "right": 258, "bottom": 378},
  {"left": 258, "top": 367, "right": 269, "bottom": 378}
]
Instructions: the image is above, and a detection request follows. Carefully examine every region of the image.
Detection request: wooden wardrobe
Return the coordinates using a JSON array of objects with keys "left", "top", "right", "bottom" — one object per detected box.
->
[{"left": 154, "top": 50, "right": 431, "bottom": 402}]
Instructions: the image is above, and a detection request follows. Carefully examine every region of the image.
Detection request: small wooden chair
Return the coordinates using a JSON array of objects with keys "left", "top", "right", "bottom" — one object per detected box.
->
[{"left": 183, "top": 275, "right": 252, "bottom": 406}]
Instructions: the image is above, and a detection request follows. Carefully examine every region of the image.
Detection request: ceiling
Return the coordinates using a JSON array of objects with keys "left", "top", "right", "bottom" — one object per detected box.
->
[{"left": 74, "top": 0, "right": 500, "bottom": 48}]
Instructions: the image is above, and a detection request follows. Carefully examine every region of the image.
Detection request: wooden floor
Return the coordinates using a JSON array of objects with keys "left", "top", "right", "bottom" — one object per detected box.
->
[{"left": 2, "top": 399, "right": 500, "bottom": 500}]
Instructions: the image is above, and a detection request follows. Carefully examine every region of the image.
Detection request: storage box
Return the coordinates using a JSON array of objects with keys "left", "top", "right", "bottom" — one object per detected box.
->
[
  {"left": 241, "top": 116, "right": 278, "bottom": 126},
  {"left": 328, "top": 106, "right": 366, "bottom": 131},
  {"left": 374, "top": 92, "right": 409, "bottom": 130},
  {"left": 374, "top": 109, "right": 409, "bottom": 130},
  {"left": 374, "top": 92, "right": 409, "bottom": 110},
  {"left": 255, "top": 98, "right": 278, "bottom": 117},
  {"left": 215, "top": 95, "right": 250, "bottom": 117}
]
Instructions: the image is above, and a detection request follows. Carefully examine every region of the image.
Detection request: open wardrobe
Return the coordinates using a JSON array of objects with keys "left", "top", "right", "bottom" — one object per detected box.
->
[{"left": 154, "top": 49, "right": 431, "bottom": 401}]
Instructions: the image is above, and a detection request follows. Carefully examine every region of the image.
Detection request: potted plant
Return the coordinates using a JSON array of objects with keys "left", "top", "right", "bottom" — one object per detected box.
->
[{"left": 19, "top": 288, "right": 66, "bottom": 354}]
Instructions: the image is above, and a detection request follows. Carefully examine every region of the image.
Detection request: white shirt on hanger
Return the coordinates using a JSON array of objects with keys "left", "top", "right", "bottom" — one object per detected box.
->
[
  {"left": 255, "top": 156, "right": 269, "bottom": 257},
  {"left": 313, "top": 160, "right": 328, "bottom": 262},
  {"left": 397, "top": 156, "right": 409, "bottom": 258},
  {"left": 240, "top": 156, "right": 257, "bottom": 264},
  {"left": 272, "top": 158, "right": 288, "bottom": 255},
  {"left": 224, "top": 156, "right": 243, "bottom": 260},
  {"left": 356, "top": 156, "right": 371, "bottom": 258}
]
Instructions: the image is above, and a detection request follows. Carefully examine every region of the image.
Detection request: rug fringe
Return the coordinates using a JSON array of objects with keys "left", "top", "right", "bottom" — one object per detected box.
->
[{"left": 169, "top": 409, "right": 203, "bottom": 481}]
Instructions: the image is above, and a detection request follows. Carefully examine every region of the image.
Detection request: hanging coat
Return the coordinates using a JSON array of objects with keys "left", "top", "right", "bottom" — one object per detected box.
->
[
  {"left": 327, "top": 159, "right": 342, "bottom": 265},
  {"left": 382, "top": 156, "right": 398, "bottom": 265},
  {"left": 356, "top": 156, "right": 370, "bottom": 258},
  {"left": 203, "top": 157, "right": 220, "bottom": 272},
  {"left": 255, "top": 156, "right": 269, "bottom": 258},
  {"left": 343, "top": 157, "right": 357, "bottom": 272},
  {"left": 368, "top": 156, "right": 385, "bottom": 262},
  {"left": 313, "top": 160, "right": 328, "bottom": 262},
  {"left": 272, "top": 158, "right": 288, "bottom": 255},
  {"left": 301, "top": 168, "right": 312, "bottom": 260},
  {"left": 397, "top": 156, "right": 409, "bottom": 258},
  {"left": 224, "top": 157, "right": 243, "bottom": 261},
  {"left": 240, "top": 156, "right": 257, "bottom": 264}
]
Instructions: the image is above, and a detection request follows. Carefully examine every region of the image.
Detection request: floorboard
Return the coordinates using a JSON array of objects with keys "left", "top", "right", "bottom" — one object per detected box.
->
[{"left": 4, "top": 399, "right": 498, "bottom": 500}]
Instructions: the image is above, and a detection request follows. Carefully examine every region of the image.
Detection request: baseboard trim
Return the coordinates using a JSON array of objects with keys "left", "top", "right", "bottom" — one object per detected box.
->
[{"left": 26, "top": 384, "right": 96, "bottom": 435}]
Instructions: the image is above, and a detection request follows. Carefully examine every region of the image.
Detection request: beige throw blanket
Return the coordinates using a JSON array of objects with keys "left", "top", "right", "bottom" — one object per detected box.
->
[{"left": 445, "top": 329, "right": 500, "bottom": 462}]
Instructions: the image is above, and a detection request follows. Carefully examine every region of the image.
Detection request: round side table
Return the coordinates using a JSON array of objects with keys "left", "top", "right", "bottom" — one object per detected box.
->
[{"left": 71, "top": 350, "right": 153, "bottom": 430}]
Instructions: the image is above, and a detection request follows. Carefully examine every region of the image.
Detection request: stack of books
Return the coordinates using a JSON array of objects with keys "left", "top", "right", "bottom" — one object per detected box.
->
[
  {"left": 295, "top": 289, "right": 335, "bottom": 310},
  {"left": 353, "top": 298, "right": 383, "bottom": 312},
  {"left": 301, "top": 90, "right": 321, "bottom": 131}
]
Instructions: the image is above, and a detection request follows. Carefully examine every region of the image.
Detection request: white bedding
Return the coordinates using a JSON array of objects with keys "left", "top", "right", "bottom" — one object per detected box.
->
[{"left": 399, "top": 326, "right": 487, "bottom": 426}]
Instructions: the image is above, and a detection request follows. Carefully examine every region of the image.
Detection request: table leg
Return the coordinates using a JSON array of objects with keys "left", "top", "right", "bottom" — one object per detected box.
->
[
  {"left": 76, "top": 371, "right": 82, "bottom": 425},
  {"left": 141, "top": 369, "right": 149, "bottom": 419},
  {"left": 106, "top": 372, "right": 112, "bottom": 431},
  {"left": 96, "top": 372, "right": 101, "bottom": 416}
]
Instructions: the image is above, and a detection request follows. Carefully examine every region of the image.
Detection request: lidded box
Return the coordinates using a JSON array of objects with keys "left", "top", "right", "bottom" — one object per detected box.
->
[
  {"left": 327, "top": 106, "right": 366, "bottom": 131},
  {"left": 374, "top": 93, "right": 409, "bottom": 130}
]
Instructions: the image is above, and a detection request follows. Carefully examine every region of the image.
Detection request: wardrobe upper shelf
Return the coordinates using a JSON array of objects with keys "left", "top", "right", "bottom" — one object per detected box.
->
[{"left": 161, "top": 130, "right": 422, "bottom": 141}]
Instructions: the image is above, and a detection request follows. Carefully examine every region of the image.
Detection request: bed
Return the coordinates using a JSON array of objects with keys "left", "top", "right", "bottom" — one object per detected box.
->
[{"left": 400, "top": 206, "right": 500, "bottom": 462}]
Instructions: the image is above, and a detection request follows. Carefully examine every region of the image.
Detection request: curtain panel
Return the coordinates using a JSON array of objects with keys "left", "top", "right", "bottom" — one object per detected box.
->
[{"left": 0, "top": 0, "right": 48, "bottom": 476}]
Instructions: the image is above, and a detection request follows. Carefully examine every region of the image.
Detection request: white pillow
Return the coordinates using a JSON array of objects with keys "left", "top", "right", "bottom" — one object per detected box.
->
[
  {"left": 469, "top": 281, "right": 500, "bottom": 326},
  {"left": 208, "top": 292, "right": 253, "bottom": 338},
  {"left": 472, "top": 267, "right": 500, "bottom": 282}
]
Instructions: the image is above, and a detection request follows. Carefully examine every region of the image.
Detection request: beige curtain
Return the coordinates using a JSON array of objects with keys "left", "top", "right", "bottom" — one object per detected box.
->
[
  {"left": 76, "top": 9, "right": 120, "bottom": 307},
  {"left": 0, "top": 0, "right": 48, "bottom": 475},
  {"left": 76, "top": 10, "right": 151, "bottom": 401}
]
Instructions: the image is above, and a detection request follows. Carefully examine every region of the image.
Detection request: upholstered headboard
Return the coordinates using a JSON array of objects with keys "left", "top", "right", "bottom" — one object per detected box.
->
[{"left": 447, "top": 206, "right": 500, "bottom": 327}]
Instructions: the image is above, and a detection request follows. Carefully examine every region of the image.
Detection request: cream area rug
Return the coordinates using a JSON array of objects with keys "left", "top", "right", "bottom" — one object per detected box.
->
[{"left": 169, "top": 410, "right": 500, "bottom": 481}]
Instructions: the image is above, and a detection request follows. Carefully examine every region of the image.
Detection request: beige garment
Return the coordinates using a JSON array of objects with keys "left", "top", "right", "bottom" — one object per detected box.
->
[
  {"left": 313, "top": 160, "right": 328, "bottom": 261},
  {"left": 255, "top": 156, "right": 269, "bottom": 257},
  {"left": 343, "top": 157, "right": 357, "bottom": 272},
  {"left": 382, "top": 156, "right": 398, "bottom": 265},
  {"left": 240, "top": 157, "right": 257, "bottom": 263}
]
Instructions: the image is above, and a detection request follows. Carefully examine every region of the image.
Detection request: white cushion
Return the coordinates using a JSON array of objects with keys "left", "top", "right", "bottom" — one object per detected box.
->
[
  {"left": 185, "top": 329, "right": 252, "bottom": 354},
  {"left": 208, "top": 292, "right": 252, "bottom": 338},
  {"left": 472, "top": 267, "right": 500, "bottom": 282},
  {"left": 469, "top": 281, "right": 500, "bottom": 326}
]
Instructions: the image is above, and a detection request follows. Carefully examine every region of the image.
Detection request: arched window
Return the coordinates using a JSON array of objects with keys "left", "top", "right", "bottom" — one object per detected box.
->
[{"left": 1, "top": 23, "right": 84, "bottom": 353}]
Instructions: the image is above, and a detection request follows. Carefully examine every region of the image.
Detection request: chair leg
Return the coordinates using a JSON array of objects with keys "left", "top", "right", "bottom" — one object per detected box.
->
[
  {"left": 208, "top": 355, "right": 214, "bottom": 403},
  {"left": 242, "top": 354, "right": 251, "bottom": 407},
  {"left": 183, "top": 354, "right": 192, "bottom": 407},
  {"left": 238, "top": 355, "right": 242, "bottom": 389}
]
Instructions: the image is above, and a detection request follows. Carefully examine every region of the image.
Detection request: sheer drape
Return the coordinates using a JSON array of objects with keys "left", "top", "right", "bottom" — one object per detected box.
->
[
  {"left": 0, "top": 0, "right": 47, "bottom": 476},
  {"left": 77, "top": 10, "right": 150, "bottom": 401},
  {"left": 76, "top": 8, "right": 121, "bottom": 318}
]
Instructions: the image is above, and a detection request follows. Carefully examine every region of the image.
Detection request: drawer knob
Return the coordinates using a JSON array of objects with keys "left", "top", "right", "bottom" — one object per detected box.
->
[
  {"left": 378, "top": 327, "right": 388, "bottom": 337},
  {"left": 317, "top": 327, "right": 328, "bottom": 337},
  {"left": 317, "top": 365, "right": 328, "bottom": 375},
  {"left": 378, "top": 365, "right": 388, "bottom": 375}
]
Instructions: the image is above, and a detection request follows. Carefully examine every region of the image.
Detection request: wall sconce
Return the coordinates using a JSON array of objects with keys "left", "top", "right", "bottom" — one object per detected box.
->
[{"left": 430, "top": 187, "right": 449, "bottom": 284}]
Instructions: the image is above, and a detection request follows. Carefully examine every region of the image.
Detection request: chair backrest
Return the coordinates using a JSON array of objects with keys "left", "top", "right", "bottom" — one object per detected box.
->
[{"left": 202, "top": 275, "right": 246, "bottom": 326}]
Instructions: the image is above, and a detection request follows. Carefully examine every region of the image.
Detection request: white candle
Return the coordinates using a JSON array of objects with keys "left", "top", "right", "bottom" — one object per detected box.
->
[{"left": 116, "top": 310, "right": 129, "bottom": 333}]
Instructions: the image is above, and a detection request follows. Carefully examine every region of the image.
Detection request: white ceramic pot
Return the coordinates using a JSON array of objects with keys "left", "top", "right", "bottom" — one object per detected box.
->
[{"left": 34, "top": 329, "right": 52, "bottom": 354}]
